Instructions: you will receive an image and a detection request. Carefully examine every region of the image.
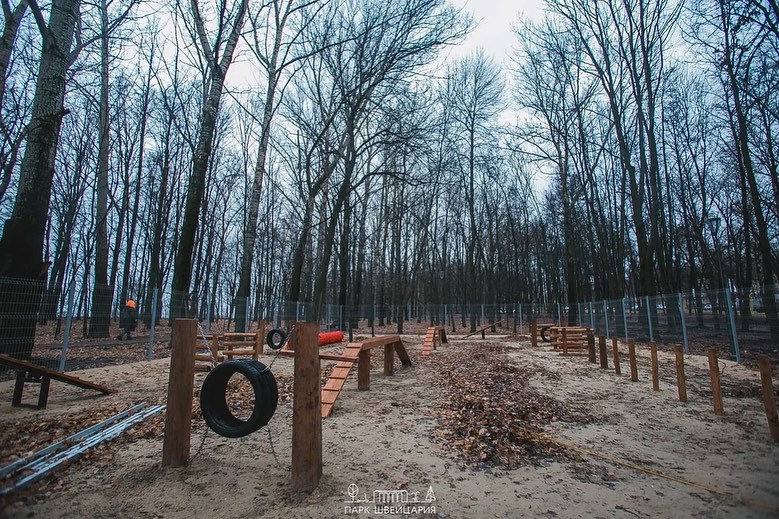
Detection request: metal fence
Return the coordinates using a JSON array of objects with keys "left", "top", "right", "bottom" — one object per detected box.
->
[{"left": 0, "top": 276, "right": 776, "bottom": 378}]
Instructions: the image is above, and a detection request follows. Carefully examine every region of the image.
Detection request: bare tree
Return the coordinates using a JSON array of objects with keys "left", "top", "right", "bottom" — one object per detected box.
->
[{"left": 169, "top": 0, "right": 249, "bottom": 320}]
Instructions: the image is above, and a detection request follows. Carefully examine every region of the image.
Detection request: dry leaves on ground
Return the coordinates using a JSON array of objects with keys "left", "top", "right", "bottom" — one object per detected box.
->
[{"left": 430, "top": 344, "right": 594, "bottom": 469}]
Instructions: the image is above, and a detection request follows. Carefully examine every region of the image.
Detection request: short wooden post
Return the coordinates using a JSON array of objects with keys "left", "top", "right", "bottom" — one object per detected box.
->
[
  {"left": 611, "top": 338, "right": 621, "bottom": 375},
  {"left": 598, "top": 336, "right": 608, "bottom": 369},
  {"left": 674, "top": 346, "right": 687, "bottom": 402},
  {"left": 562, "top": 328, "right": 568, "bottom": 355},
  {"left": 650, "top": 342, "right": 659, "bottom": 391},
  {"left": 758, "top": 356, "right": 779, "bottom": 442},
  {"left": 587, "top": 331, "right": 596, "bottom": 364},
  {"left": 255, "top": 321, "right": 266, "bottom": 359},
  {"left": 628, "top": 338, "right": 638, "bottom": 382},
  {"left": 384, "top": 344, "right": 394, "bottom": 376},
  {"left": 292, "top": 322, "right": 322, "bottom": 492},
  {"left": 530, "top": 319, "right": 538, "bottom": 347},
  {"left": 708, "top": 349, "right": 724, "bottom": 416},
  {"left": 162, "top": 319, "right": 197, "bottom": 468},
  {"left": 357, "top": 348, "right": 371, "bottom": 391}
]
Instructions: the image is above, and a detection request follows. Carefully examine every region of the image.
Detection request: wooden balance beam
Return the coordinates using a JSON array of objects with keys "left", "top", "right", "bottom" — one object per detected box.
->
[
  {"left": 461, "top": 319, "right": 506, "bottom": 339},
  {"left": 0, "top": 354, "right": 114, "bottom": 409}
]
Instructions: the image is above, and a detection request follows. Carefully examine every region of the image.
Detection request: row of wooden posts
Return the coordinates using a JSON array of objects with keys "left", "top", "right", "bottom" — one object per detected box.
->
[{"left": 530, "top": 321, "right": 779, "bottom": 443}]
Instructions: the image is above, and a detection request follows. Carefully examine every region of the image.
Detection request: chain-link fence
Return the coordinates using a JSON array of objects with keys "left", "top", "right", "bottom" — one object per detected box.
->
[{"left": 1, "top": 276, "right": 776, "bottom": 378}]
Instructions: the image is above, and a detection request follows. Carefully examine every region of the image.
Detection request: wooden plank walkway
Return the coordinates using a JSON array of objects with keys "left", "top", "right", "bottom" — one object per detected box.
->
[{"left": 320, "top": 343, "right": 362, "bottom": 418}]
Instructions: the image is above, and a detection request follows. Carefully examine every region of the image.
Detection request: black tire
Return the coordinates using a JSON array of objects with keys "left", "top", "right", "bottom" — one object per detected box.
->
[
  {"left": 266, "top": 329, "right": 287, "bottom": 350},
  {"left": 199, "top": 360, "right": 278, "bottom": 438},
  {"left": 540, "top": 325, "right": 552, "bottom": 343}
]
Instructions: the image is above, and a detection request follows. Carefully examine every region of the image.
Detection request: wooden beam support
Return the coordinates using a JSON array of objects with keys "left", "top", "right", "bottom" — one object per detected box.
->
[
  {"left": 162, "top": 319, "right": 197, "bottom": 467},
  {"left": 358, "top": 349, "right": 370, "bottom": 391},
  {"left": 611, "top": 338, "right": 621, "bottom": 375},
  {"left": 628, "top": 339, "right": 638, "bottom": 382},
  {"left": 758, "top": 355, "right": 779, "bottom": 443},
  {"left": 599, "top": 336, "right": 608, "bottom": 369},
  {"left": 708, "top": 349, "right": 724, "bottom": 416},
  {"left": 292, "top": 322, "right": 322, "bottom": 492},
  {"left": 650, "top": 342, "right": 659, "bottom": 392},
  {"left": 383, "top": 344, "right": 394, "bottom": 376},
  {"left": 587, "top": 332, "right": 596, "bottom": 364}
]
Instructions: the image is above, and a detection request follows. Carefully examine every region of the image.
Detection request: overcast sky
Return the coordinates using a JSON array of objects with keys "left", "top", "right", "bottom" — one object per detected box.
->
[{"left": 447, "top": 0, "right": 546, "bottom": 64}]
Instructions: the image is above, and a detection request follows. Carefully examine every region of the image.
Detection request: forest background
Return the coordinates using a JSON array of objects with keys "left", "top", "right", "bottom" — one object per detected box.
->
[{"left": 0, "top": 0, "right": 777, "bottom": 364}]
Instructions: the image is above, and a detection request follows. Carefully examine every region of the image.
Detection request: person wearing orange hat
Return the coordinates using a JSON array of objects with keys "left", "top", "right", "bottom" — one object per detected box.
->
[{"left": 117, "top": 299, "right": 138, "bottom": 340}]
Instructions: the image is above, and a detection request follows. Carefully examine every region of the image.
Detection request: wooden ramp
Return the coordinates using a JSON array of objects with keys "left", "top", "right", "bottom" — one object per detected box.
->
[
  {"left": 422, "top": 326, "right": 448, "bottom": 356},
  {"left": 461, "top": 319, "right": 506, "bottom": 339},
  {"left": 318, "top": 335, "right": 411, "bottom": 418},
  {"left": 320, "top": 343, "right": 361, "bottom": 418},
  {"left": 0, "top": 354, "right": 114, "bottom": 409}
]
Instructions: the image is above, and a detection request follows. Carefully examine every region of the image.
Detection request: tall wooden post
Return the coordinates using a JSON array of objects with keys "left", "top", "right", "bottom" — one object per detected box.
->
[
  {"left": 292, "top": 322, "right": 322, "bottom": 491},
  {"left": 587, "top": 331, "right": 596, "bottom": 364},
  {"left": 611, "top": 338, "right": 621, "bottom": 375},
  {"left": 162, "top": 319, "right": 197, "bottom": 467},
  {"left": 650, "top": 342, "right": 659, "bottom": 391},
  {"left": 708, "top": 349, "right": 724, "bottom": 416},
  {"left": 674, "top": 346, "right": 687, "bottom": 402},
  {"left": 530, "top": 319, "right": 538, "bottom": 347},
  {"left": 628, "top": 339, "right": 638, "bottom": 382},
  {"left": 758, "top": 356, "right": 779, "bottom": 443},
  {"left": 598, "top": 336, "right": 608, "bottom": 369}
]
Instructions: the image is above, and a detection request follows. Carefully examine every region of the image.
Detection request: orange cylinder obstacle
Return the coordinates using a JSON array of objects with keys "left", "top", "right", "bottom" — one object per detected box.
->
[{"left": 318, "top": 331, "right": 344, "bottom": 346}]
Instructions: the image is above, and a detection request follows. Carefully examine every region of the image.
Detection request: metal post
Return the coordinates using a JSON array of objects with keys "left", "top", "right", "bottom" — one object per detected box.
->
[
  {"left": 678, "top": 293, "right": 688, "bottom": 354},
  {"left": 481, "top": 304, "right": 485, "bottom": 326},
  {"left": 148, "top": 288, "right": 158, "bottom": 361},
  {"left": 621, "top": 297, "right": 628, "bottom": 342},
  {"left": 589, "top": 302, "right": 594, "bottom": 331},
  {"left": 205, "top": 287, "right": 211, "bottom": 334},
  {"left": 724, "top": 288, "right": 740, "bottom": 362},
  {"left": 646, "top": 295, "right": 654, "bottom": 342},
  {"left": 296, "top": 301, "right": 301, "bottom": 322},
  {"left": 58, "top": 283, "right": 76, "bottom": 372},
  {"left": 603, "top": 300, "right": 609, "bottom": 339},
  {"left": 245, "top": 297, "right": 251, "bottom": 330},
  {"left": 518, "top": 303, "right": 523, "bottom": 333},
  {"left": 577, "top": 303, "right": 583, "bottom": 327}
]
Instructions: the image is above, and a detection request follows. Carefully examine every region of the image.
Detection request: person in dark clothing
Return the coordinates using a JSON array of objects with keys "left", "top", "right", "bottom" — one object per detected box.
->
[{"left": 117, "top": 300, "right": 138, "bottom": 340}]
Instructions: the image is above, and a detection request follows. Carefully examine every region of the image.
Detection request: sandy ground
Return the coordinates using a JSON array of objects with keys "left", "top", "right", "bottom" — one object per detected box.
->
[{"left": 1, "top": 334, "right": 778, "bottom": 519}]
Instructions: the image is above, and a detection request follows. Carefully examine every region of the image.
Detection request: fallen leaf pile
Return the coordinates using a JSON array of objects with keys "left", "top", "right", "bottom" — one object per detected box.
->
[{"left": 431, "top": 344, "right": 594, "bottom": 469}]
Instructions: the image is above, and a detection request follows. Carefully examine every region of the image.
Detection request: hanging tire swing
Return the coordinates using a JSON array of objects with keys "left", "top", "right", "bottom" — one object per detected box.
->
[
  {"left": 200, "top": 360, "right": 278, "bottom": 438},
  {"left": 266, "top": 329, "right": 287, "bottom": 350},
  {"left": 540, "top": 325, "right": 553, "bottom": 343}
]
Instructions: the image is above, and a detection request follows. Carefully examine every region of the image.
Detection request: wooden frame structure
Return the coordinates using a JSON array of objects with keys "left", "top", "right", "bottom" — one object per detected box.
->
[
  {"left": 195, "top": 322, "right": 267, "bottom": 371},
  {"left": 545, "top": 326, "right": 593, "bottom": 355},
  {"left": 0, "top": 354, "right": 114, "bottom": 409}
]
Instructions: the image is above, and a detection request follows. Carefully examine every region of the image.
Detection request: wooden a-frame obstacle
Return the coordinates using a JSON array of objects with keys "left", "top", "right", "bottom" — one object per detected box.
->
[
  {"left": 422, "top": 326, "right": 448, "bottom": 356},
  {"left": 461, "top": 319, "right": 506, "bottom": 339},
  {"left": 0, "top": 354, "right": 114, "bottom": 409}
]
